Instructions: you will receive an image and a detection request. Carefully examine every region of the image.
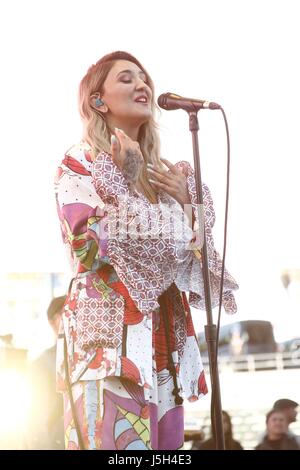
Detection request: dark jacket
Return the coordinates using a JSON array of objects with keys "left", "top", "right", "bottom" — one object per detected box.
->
[
  {"left": 255, "top": 434, "right": 300, "bottom": 450},
  {"left": 192, "top": 437, "right": 243, "bottom": 450}
]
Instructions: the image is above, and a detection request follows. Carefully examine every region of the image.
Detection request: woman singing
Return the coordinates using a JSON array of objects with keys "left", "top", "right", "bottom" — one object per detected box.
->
[{"left": 54, "top": 51, "right": 238, "bottom": 450}]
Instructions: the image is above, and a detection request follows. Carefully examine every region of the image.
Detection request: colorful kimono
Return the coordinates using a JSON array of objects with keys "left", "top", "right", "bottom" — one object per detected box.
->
[{"left": 54, "top": 141, "right": 238, "bottom": 450}]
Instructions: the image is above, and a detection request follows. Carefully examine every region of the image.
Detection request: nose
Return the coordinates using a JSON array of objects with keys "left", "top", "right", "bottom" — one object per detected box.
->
[{"left": 135, "top": 77, "right": 151, "bottom": 94}]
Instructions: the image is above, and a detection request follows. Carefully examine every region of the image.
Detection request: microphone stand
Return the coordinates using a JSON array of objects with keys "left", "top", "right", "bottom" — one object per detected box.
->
[{"left": 188, "top": 111, "right": 225, "bottom": 450}]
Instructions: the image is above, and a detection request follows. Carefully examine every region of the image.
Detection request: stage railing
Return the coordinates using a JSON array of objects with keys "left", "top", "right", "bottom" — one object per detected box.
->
[{"left": 201, "top": 351, "right": 300, "bottom": 373}]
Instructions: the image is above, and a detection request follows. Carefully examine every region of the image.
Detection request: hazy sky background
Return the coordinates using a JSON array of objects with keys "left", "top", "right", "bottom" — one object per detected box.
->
[{"left": 1, "top": 0, "right": 300, "bottom": 343}]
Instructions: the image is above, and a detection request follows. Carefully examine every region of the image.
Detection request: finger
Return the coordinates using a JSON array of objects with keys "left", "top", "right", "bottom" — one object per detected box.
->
[
  {"left": 110, "top": 135, "right": 120, "bottom": 163},
  {"left": 147, "top": 166, "right": 172, "bottom": 184},
  {"left": 147, "top": 161, "right": 169, "bottom": 177},
  {"left": 114, "top": 128, "right": 136, "bottom": 157},
  {"left": 115, "top": 129, "right": 141, "bottom": 155},
  {"left": 148, "top": 160, "right": 166, "bottom": 173},
  {"left": 160, "top": 157, "right": 181, "bottom": 175},
  {"left": 114, "top": 128, "right": 129, "bottom": 141},
  {"left": 148, "top": 178, "right": 172, "bottom": 192}
]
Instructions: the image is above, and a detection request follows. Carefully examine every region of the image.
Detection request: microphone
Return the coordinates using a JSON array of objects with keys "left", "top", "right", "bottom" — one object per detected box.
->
[{"left": 157, "top": 92, "right": 221, "bottom": 111}]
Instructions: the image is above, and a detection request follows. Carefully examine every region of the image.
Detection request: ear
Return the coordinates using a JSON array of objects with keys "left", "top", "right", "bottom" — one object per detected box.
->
[{"left": 90, "top": 92, "right": 108, "bottom": 113}]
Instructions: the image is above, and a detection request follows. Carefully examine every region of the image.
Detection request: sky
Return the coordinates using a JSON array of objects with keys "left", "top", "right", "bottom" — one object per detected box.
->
[{"left": 1, "top": 0, "right": 300, "bottom": 343}]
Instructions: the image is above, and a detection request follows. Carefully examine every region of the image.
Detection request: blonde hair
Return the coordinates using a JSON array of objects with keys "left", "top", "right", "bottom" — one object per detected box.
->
[{"left": 78, "top": 51, "right": 161, "bottom": 203}]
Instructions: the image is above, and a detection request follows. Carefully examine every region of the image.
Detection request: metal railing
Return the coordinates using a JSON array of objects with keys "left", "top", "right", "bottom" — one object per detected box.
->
[{"left": 202, "top": 351, "right": 300, "bottom": 372}]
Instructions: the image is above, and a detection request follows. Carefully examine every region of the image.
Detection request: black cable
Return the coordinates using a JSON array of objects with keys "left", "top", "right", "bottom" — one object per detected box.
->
[{"left": 210, "top": 107, "right": 231, "bottom": 446}]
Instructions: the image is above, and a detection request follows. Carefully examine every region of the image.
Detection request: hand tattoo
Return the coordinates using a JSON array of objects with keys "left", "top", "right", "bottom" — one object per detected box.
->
[{"left": 122, "top": 149, "right": 143, "bottom": 189}]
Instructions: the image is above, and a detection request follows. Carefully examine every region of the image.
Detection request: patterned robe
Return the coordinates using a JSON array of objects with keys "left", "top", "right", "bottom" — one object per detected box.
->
[{"left": 54, "top": 141, "right": 238, "bottom": 449}]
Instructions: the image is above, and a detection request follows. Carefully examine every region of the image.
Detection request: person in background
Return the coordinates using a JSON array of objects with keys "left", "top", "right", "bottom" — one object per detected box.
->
[
  {"left": 192, "top": 410, "right": 243, "bottom": 450},
  {"left": 25, "top": 296, "right": 66, "bottom": 449},
  {"left": 272, "top": 398, "right": 300, "bottom": 446},
  {"left": 255, "top": 409, "right": 300, "bottom": 450},
  {"left": 184, "top": 427, "right": 205, "bottom": 449}
]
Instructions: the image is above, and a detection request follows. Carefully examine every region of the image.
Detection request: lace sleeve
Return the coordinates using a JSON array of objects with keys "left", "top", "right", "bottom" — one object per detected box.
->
[{"left": 174, "top": 160, "right": 239, "bottom": 314}]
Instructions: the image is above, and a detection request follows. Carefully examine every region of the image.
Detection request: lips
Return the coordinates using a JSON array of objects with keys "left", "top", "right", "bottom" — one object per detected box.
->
[{"left": 134, "top": 95, "right": 148, "bottom": 103}]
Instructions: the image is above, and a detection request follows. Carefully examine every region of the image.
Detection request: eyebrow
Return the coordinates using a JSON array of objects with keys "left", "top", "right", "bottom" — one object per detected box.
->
[{"left": 117, "top": 69, "right": 146, "bottom": 78}]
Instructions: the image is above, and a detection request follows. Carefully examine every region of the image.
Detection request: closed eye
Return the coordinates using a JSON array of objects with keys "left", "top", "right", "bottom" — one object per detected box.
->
[
  {"left": 118, "top": 72, "right": 148, "bottom": 85},
  {"left": 120, "top": 78, "right": 148, "bottom": 85}
]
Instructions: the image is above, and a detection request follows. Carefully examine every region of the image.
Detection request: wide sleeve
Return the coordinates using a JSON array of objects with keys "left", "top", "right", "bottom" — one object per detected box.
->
[
  {"left": 174, "top": 160, "right": 239, "bottom": 314},
  {"left": 91, "top": 151, "right": 183, "bottom": 316},
  {"left": 55, "top": 144, "right": 110, "bottom": 274}
]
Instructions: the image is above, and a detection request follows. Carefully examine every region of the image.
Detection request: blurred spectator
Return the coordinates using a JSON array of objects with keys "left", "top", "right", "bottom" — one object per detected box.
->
[
  {"left": 192, "top": 411, "right": 243, "bottom": 450},
  {"left": 273, "top": 398, "right": 300, "bottom": 446},
  {"left": 25, "top": 296, "right": 66, "bottom": 449},
  {"left": 273, "top": 398, "right": 298, "bottom": 423},
  {"left": 255, "top": 409, "right": 300, "bottom": 450},
  {"left": 184, "top": 428, "right": 205, "bottom": 449}
]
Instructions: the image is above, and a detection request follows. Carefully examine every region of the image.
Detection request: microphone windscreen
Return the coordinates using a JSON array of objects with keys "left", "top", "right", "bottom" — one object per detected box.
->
[{"left": 157, "top": 93, "right": 166, "bottom": 108}]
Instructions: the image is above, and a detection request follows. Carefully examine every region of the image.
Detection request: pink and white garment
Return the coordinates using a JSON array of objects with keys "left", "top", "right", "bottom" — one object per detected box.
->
[
  {"left": 54, "top": 141, "right": 238, "bottom": 404},
  {"left": 93, "top": 152, "right": 238, "bottom": 317}
]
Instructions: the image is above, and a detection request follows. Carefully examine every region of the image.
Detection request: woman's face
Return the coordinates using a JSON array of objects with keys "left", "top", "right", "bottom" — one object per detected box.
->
[{"left": 101, "top": 60, "right": 153, "bottom": 129}]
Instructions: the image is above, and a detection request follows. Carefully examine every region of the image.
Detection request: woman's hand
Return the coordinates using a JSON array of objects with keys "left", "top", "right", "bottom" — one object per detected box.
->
[
  {"left": 110, "top": 128, "right": 144, "bottom": 190},
  {"left": 147, "top": 158, "right": 191, "bottom": 208}
]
